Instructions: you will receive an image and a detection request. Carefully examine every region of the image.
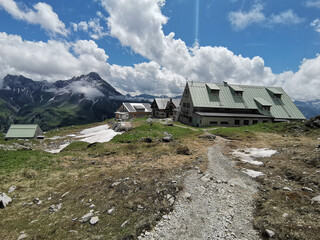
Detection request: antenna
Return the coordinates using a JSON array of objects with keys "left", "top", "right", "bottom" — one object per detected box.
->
[{"left": 179, "top": 77, "right": 188, "bottom": 88}]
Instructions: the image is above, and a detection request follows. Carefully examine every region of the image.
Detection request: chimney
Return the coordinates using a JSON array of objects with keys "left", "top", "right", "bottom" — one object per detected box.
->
[{"left": 223, "top": 81, "right": 228, "bottom": 86}]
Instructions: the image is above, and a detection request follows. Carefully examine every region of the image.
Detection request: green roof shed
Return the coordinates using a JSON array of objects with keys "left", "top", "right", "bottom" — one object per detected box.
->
[{"left": 5, "top": 124, "right": 44, "bottom": 139}]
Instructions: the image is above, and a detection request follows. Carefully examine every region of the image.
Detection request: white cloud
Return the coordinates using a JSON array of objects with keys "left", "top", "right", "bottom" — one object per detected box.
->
[
  {"left": 306, "top": 0, "right": 320, "bottom": 8},
  {"left": 0, "top": 0, "right": 68, "bottom": 36},
  {"left": 0, "top": 0, "right": 318, "bottom": 101},
  {"left": 71, "top": 17, "right": 108, "bottom": 40},
  {"left": 228, "top": 4, "right": 265, "bottom": 31},
  {"left": 269, "top": 9, "right": 304, "bottom": 26},
  {"left": 228, "top": 4, "right": 304, "bottom": 31},
  {"left": 311, "top": 19, "right": 320, "bottom": 32}
]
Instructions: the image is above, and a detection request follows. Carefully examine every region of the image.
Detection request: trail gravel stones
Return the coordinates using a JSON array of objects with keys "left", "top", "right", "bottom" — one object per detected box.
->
[{"left": 140, "top": 138, "right": 260, "bottom": 240}]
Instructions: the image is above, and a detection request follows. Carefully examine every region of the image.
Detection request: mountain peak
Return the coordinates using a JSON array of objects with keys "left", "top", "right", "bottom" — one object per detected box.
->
[{"left": 87, "top": 72, "right": 101, "bottom": 80}]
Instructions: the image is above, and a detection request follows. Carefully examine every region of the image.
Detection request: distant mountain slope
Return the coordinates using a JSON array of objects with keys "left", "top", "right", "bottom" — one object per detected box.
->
[
  {"left": 0, "top": 73, "right": 130, "bottom": 132},
  {"left": 294, "top": 100, "right": 320, "bottom": 119}
]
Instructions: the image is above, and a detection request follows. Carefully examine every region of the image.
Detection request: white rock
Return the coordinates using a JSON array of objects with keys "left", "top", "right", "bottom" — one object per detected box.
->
[
  {"left": 8, "top": 186, "right": 16, "bottom": 193},
  {"left": 107, "top": 207, "right": 115, "bottom": 215},
  {"left": 301, "top": 187, "right": 313, "bottom": 192},
  {"left": 80, "top": 212, "right": 94, "bottom": 223},
  {"left": 265, "top": 229, "right": 275, "bottom": 238},
  {"left": 61, "top": 191, "right": 70, "bottom": 198},
  {"left": 89, "top": 204, "right": 95, "bottom": 208},
  {"left": 0, "top": 193, "right": 12, "bottom": 208},
  {"left": 17, "top": 233, "right": 28, "bottom": 240},
  {"left": 121, "top": 220, "right": 129, "bottom": 228},
  {"left": 184, "top": 192, "right": 191, "bottom": 199},
  {"left": 90, "top": 216, "right": 99, "bottom": 225},
  {"left": 283, "top": 187, "right": 292, "bottom": 192},
  {"left": 282, "top": 213, "right": 289, "bottom": 218},
  {"left": 311, "top": 195, "right": 320, "bottom": 203}
]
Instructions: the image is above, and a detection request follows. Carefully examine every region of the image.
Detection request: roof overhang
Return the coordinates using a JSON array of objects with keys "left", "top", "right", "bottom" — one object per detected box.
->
[{"left": 194, "top": 112, "right": 273, "bottom": 119}]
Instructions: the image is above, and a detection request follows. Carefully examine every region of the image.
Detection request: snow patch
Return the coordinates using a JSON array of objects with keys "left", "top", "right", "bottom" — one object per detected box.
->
[
  {"left": 45, "top": 124, "right": 122, "bottom": 153},
  {"left": 232, "top": 148, "right": 277, "bottom": 165},
  {"left": 242, "top": 169, "right": 265, "bottom": 178}
]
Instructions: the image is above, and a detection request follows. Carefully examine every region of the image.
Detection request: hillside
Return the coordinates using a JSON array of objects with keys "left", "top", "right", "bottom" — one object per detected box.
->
[
  {"left": 0, "top": 118, "right": 319, "bottom": 239},
  {"left": 0, "top": 73, "right": 134, "bottom": 132}
]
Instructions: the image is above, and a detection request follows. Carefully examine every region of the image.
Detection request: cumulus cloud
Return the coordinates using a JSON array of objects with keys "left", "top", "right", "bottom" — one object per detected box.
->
[
  {"left": 0, "top": 0, "right": 68, "bottom": 36},
  {"left": 311, "top": 19, "right": 320, "bottom": 32},
  {"left": 268, "top": 9, "right": 304, "bottom": 26},
  {"left": 228, "top": 4, "right": 304, "bottom": 30},
  {"left": 228, "top": 4, "right": 265, "bottom": 31},
  {"left": 71, "top": 13, "right": 108, "bottom": 40},
  {"left": 68, "top": 80, "right": 104, "bottom": 100},
  {"left": 306, "top": 0, "right": 320, "bottom": 8},
  {"left": 0, "top": 0, "right": 318, "bottom": 101}
]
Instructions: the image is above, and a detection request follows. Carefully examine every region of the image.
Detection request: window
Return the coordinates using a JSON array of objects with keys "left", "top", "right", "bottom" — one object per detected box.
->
[
  {"left": 210, "top": 89, "right": 219, "bottom": 94},
  {"left": 183, "top": 103, "right": 186, "bottom": 107},
  {"left": 262, "top": 106, "right": 271, "bottom": 111},
  {"left": 243, "top": 120, "right": 249, "bottom": 125},
  {"left": 274, "top": 94, "right": 282, "bottom": 99},
  {"left": 235, "top": 91, "right": 243, "bottom": 97},
  {"left": 221, "top": 121, "right": 229, "bottom": 125},
  {"left": 209, "top": 121, "right": 218, "bottom": 125},
  {"left": 263, "top": 120, "right": 268, "bottom": 123},
  {"left": 253, "top": 120, "right": 258, "bottom": 125},
  {"left": 187, "top": 103, "right": 190, "bottom": 108},
  {"left": 235, "top": 120, "right": 240, "bottom": 125}
]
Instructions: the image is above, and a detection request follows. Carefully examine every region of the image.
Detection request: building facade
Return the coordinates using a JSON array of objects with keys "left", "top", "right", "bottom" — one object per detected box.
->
[
  {"left": 151, "top": 98, "right": 181, "bottom": 118},
  {"left": 178, "top": 81, "right": 305, "bottom": 127},
  {"left": 115, "top": 102, "right": 152, "bottom": 120}
]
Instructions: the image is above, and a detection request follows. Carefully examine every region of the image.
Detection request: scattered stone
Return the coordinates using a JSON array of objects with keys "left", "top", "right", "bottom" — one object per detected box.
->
[
  {"left": 200, "top": 174, "right": 211, "bottom": 183},
  {"left": 311, "top": 195, "right": 320, "bottom": 203},
  {"left": 301, "top": 187, "right": 313, "bottom": 192},
  {"left": 144, "top": 137, "right": 153, "bottom": 143},
  {"left": 49, "top": 203, "right": 62, "bottom": 212},
  {"left": 110, "top": 182, "right": 120, "bottom": 188},
  {"left": 121, "top": 220, "right": 129, "bottom": 228},
  {"left": 8, "top": 186, "right": 16, "bottom": 193},
  {"left": 184, "top": 192, "right": 191, "bottom": 200},
  {"left": 162, "top": 136, "right": 172, "bottom": 142},
  {"left": 137, "top": 205, "right": 144, "bottom": 210},
  {"left": 282, "top": 213, "right": 289, "bottom": 218},
  {"left": 0, "top": 193, "right": 12, "bottom": 209},
  {"left": 61, "top": 191, "right": 70, "bottom": 198},
  {"left": 283, "top": 187, "right": 292, "bottom": 192},
  {"left": 107, "top": 207, "right": 115, "bottom": 215},
  {"left": 80, "top": 212, "right": 94, "bottom": 223},
  {"left": 89, "top": 204, "right": 95, "bottom": 208},
  {"left": 33, "top": 198, "right": 42, "bottom": 205},
  {"left": 265, "top": 229, "right": 275, "bottom": 238},
  {"left": 90, "top": 216, "right": 99, "bottom": 225},
  {"left": 17, "top": 233, "right": 28, "bottom": 240},
  {"left": 162, "top": 215, "right": 170, "bottom": 220},
  {"left": 198, "top": 133, "right": 216, "bottom": 140}
]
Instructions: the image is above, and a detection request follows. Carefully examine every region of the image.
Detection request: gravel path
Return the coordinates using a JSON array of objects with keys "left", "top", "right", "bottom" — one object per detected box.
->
[{"left": 139, "top": 138, "right": 260, "bottom": 240}]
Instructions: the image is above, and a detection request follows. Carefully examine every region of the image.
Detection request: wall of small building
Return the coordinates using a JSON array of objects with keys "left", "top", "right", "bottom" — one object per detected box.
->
[
  {"left": 129, "top": 112, "right": 151, "bottom": 118},
  {"left": 197, "top": 117, "right": 272, "bottom": 127}
]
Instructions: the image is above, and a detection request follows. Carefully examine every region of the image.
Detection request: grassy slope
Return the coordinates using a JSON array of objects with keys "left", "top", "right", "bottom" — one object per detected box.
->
[{"left": 0, "top": 118, "right": 208, "bottom": 240}]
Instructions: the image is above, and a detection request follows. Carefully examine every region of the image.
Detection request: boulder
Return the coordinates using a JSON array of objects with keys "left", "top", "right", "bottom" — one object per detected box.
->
[
  {"left": 0, "top": 193, "right": 12, "bottom": 209},
  {"left": 90, "top": 216, "right": 99, "bottom": 225},
  {"left": 305, "top": 115, "right": 320, "bottom": 128},
  {"left": 198, "top": 133, "right": 216, "bottom": 140},
  {"left": 80, "top": 212, "right": 94, "bottom": 223}
]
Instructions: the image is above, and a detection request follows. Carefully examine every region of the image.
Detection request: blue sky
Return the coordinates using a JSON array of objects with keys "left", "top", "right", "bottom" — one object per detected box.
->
[{"left": 0, "top": 0, "right": 319, "bottom": 100}]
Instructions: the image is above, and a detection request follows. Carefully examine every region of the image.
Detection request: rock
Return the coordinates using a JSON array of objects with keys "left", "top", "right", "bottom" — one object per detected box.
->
[
  {"left": 17, "top": 233, "right": 28, "bottom": 240},
  {"left": 110, "top": 182, "right": 120, "bottom": 188},
  {"left": 283, "top": 187, "right": 292, "bottom": 191},
  {"left": 80, "top": 212, "right": 94, "bottom": 223},
  {"left": 33, "top": 198, "right": 42, "bottom": 205},
  {"left": 90, "top": 216, "right": 99, "bottom": 225},
  {"left": 301, "top": 187, "right": 313, "bottom": 192},
  {"left": 89, "top": 204, "right": 95, "bottom": 208},
  {"left": 121, "top": 220, "right": 129, "bottom": 228},
  {"left": 162, "top": 136, "right": 172, "bottom": 142},
  {"left": 0, "top": 193, "right": 12, "bottom": 209},
  {"left": 144, "top": 137, "right": 153, "bottom": 143},
  {"left": 282, "top": 213, "right": 289, "bottom": 218},
  {"left": 184, "top": 192, "right": 191, "bottom": 200},
  {"left": 200, "top": 174, "right": 211, "bottom": 183},
  {"left": 176, "top": 146, "right": 191, "bottom": 155},
  {"left": 164, "top": 123, "right": 174, "bottom": 126},
  {"left": 311, "top": 195, "right": 320, "bottom": 203},
  {"left": 8, "top": 186, "right": 16, "bottom": 193},
  {"left": 198, "top": 133, "right": 216, "bottom": 140},
  {"left": 61, "top": 191, "right": 70, "bottom": 198},
  {"left": 265, "top": 229, "right": 275, "bottom": 238},
  {"left": 305, "top": 115, "right": 320, "bottom": 128},
  {"left": 107, "top": 207, "right": 115, "bottom": 215}
]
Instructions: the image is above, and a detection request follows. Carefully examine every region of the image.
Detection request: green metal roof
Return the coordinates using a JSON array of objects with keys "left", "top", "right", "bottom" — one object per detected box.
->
[
  {"left": 267, "top": 87, "right": 283, "bottom": 95},
  {"left": 229, "top": 85, "right": 244, "bottom": 92},
  {"left": 5, "top": 124, "right": 41, "bottom": 138},
  {"left": 254, "top": 98, "right": 272, "bottom": 106},
  {"left": 206, "top": 83, "right": 220, "bottom": 90},
  {"left": 187, "top": 81, "right": 306, "bottom": 120}
]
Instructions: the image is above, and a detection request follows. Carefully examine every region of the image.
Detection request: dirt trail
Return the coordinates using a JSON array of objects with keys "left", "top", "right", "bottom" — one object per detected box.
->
[{"left": 139, "top": 137, "right": 260, "bottom": 240}]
